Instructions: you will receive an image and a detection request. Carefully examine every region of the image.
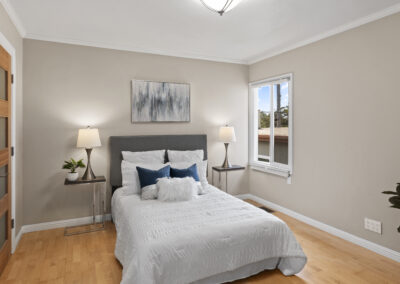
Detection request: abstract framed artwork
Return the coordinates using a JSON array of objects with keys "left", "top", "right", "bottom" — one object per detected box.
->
[{"left": 131, "top": 80, "right": 190, "bottom": 122}]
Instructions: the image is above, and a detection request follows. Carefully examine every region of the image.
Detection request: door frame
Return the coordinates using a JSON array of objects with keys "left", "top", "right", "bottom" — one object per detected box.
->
[{"left": 0, "top": 31, "right": 17, "bottom": 254}]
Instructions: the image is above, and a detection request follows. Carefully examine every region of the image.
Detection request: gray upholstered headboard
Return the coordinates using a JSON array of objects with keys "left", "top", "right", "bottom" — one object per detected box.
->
[{"left": 109, "top": 135, "right": 207, "bottom": 191}]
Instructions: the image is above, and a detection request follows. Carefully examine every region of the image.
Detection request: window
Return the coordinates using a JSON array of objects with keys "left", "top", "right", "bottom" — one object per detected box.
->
[{"left": 249, "top": 74, "right": 292, "bottom": 178}]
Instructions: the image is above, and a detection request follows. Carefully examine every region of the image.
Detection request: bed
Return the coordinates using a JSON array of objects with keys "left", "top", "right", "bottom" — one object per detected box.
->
[{"left": 110, "top": 135, "right": 307, "bottom": 284}]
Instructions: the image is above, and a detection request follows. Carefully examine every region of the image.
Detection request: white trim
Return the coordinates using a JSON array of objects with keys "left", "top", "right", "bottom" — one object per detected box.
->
[
  {"left": 0, "top": 30, "right": 17, "bottom": 254},
  {"left": 248, "top": 73, "right": 293, "bottom": 182},
  {"left": 14, "top": 227, "right": 23, "bottom": 249},
  {"left": 249, "top": 75, "right": 291, "bottom": 87},
  {"left": 269, "top": 84, "right": 274, "bottom": 164},
  {"left": 249, "top": 164, "right": 290, "bottom": 178},
  {"left": 24, "top": 33, "right": 247, "bottom": 65},
  {"left": 234, "top": 194, "right": 252, "bottom": 200},
  {"left": 248, "top": 3, "right": 400, "bottom": 64},
  {"left": 12, "top": 214, "right": 112, "bottom": 251},
  {"left": 0, "top": 0, "right": 26, "bottom": 37},
  {"left": 235, "top": 194, "right": 400, "bottom": 263},
  {"left": 22, "top": 214, "right": 112, "bottom": 233}
]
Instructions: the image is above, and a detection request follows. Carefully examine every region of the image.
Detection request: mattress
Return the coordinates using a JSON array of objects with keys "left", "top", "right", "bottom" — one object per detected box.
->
[{"left": 112, "top": 185, "right": 307, "bottom": 284}]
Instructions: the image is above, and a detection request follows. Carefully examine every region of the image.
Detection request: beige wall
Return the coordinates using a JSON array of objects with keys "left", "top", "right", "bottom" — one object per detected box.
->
[
  {"left": 22, "top": 39, "right": 249, "bottom": 225},
  {"left": 249, "top": 13, "right": 400, "bottom": 252},
  {"left": 0, "top": 5, "right": 23, "bottom": 235}
]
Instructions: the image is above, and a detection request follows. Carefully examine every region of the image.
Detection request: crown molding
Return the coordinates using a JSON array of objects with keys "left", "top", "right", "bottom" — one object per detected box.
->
[
  {"left": 247, "top": 3, "right": 400, "bottom": 65},
  {"left": 0, "top": 0, "right": 26, "bottom": 37},
  {"left": 2, "top": 0, "right": 400, "bottom": 65},
  {"left": 24, "top": 32, "right": 248, "bottom": 65}
]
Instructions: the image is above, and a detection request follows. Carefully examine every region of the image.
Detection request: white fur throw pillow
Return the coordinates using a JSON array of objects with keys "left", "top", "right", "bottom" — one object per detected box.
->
[
  {"left": 157, "top": 177, "right": 198, "bottom": 202},
  {"left": 141, "top": 184, "right": 158, "bottom": 200}
]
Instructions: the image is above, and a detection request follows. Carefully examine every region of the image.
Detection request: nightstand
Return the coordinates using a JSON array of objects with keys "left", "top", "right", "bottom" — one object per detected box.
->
[
  {"left": 211, "top": 166, "right": 245, "bottom": 193},
  {"left": 64, "top": 176, "right": 106, "bottom": 236}
]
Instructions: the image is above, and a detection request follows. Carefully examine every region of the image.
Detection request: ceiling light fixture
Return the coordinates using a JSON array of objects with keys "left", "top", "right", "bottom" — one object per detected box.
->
[{"left": 200, "top": 0, "right": 242, "bottom": 16}]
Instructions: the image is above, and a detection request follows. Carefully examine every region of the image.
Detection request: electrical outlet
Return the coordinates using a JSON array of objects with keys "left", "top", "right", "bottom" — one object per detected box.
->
[{"left": 364, "top": 218, "right": 382, "bottom": 234}]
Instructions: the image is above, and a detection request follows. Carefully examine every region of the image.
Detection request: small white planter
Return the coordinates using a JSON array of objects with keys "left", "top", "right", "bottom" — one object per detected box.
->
[{"left": 67, "top": 172, "right": 79, "bottom": 182}]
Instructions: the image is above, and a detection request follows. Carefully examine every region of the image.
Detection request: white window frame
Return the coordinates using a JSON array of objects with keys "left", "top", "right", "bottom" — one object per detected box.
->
[{"left": 249, "top": 73, "right": 293, "bottom": 181}]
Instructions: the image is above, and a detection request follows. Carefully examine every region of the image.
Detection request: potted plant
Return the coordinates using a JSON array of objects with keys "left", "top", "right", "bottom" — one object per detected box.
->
[
  {"left": 382, "top": 183, "right": 400, "bottom": 233},
  {"left": 63, "top": 158, "right": 85, "bottom": 181}
]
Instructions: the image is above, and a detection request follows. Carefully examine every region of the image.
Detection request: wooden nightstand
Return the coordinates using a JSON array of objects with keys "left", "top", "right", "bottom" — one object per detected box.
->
[
  {"left": 211, "top": 166, "right": 245, "bottom": 193},
  {"left": 64, "top": 176, "right": 106, "bottom": 236}
]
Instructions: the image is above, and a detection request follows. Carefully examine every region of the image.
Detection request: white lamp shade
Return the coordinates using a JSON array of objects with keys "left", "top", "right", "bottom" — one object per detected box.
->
[
  {"left": 77, "top": 128, "right": 101, "bottom": 148},
  {"left": 201, "top": 0, "right": 242, "bottom": 13},
  {"left": 219, "top": 126, "right": 236, "bottom": 143}
]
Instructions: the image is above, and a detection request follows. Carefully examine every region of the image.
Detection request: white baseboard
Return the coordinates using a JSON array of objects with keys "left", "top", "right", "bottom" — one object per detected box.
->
[
  {"left": 234, "top": 194, "right": 252, "bottom": 200},
  {"left": 235, "top": 193, "right": 400, "bottom": 263},
  {"left": 13, "top": 214, "right": 112, "bottom": 253},
  {"left": 12, "top": 228, "right": 23, "bottom": 253}
]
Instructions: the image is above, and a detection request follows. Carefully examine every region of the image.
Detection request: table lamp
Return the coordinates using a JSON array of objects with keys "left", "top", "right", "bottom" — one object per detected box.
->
[
  {"left": 219, "top": 125, "right": 236, "bottom": 168},
  {"left": 77, "top": 127, "right": 101, "bottom": 180}
]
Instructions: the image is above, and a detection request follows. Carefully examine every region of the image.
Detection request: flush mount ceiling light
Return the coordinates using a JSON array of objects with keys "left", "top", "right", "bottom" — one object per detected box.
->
[{"left": 200, "top": 0, "right": 242, "bottom": 16}]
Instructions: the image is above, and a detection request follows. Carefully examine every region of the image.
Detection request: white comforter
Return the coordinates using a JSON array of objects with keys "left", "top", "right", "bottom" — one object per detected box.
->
[{"left": 112, "top": 186, "right": 307, "bottom": 284}]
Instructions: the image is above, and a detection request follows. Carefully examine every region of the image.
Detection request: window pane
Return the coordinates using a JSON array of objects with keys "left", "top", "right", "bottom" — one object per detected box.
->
[
  {"left": 273, "top": 83, "right": 289, "bottom": 165},
  {"left": 0, "top": 165, "right": 7, "bottom": 199},
  {"left": 0, "top": 67, "right": 6, "bottom": 101},
  {"left": 257, "top": 86, "right": 270, "bottom": 162},
  {"left": 0, "top": 117, "right": 7, "bottom": 149},
  {"left": 0, "top": 213, "right": 6, "bottom": 249}
]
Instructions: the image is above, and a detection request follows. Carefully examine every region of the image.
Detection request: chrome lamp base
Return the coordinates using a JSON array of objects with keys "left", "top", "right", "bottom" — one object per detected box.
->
[
  {"left": 221, "top": 143, "right": 232, "bottom": 168},
  {"left": 82, "top": 148, "right": 96, "bottom": 180}
]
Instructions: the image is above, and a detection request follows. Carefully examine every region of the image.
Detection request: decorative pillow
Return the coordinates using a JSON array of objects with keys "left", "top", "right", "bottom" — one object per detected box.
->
[
  {"left": 167, "top": 149, "right": 204, "bottom": 163},
  {"left": 170, "top": 160, "right": 207, "bottom": 184},
  {"left": 136, "top": 165, "right": 171, "bottom": 188},
  {"left": 170, "top": 160, "right": 209, "bottom": 194},
  {"left": 121, "top": 160, "right": 167, "bottom": 195},
  {"left": 170, "top": 164, "right": 199, "bottom": 181},
  {"left": 122, "top": 150, "right": 165, "bottom": 164},
  {"left": 157, "top": 177, "right": 198, "bottom": 202},
  {"left": 141, "top": 184, "right": 158, "bottom": 200}
]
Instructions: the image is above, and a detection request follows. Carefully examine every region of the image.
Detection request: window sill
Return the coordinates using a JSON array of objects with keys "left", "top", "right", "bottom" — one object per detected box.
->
[{"left": 249, "top": 163, "right": 292, "bottom": 183}]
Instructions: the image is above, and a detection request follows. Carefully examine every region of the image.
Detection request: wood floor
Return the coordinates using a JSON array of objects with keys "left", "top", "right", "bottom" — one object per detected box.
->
[{"left": 0, "top": 200, "right": 399, "bottom": 284}]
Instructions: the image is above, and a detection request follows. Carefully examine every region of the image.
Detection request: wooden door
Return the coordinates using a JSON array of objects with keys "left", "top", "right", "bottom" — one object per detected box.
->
[{"left": 0, "top": 44, "right": 12, "bottom": 275}]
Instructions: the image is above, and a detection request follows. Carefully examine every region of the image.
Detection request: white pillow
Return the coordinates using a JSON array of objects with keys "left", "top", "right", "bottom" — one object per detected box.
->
[
  {"left": 167, "top": 149, "right": 204, "bottom": 163},
  {"left": 170, "top": 160, "right": 209, "bottom": 194},
  {"left": 157, "top": 177, "right": 198, "bottom": 202},
  {"left": 121, "top": 160, "right": 167, "bottom": 195},
  {"left": 122, "top": 150, "right": 165, "bottom": 164},
  {"left": 141, "top": 184, "right": 158, "bottom": 200},
  {"left": 141, "top": 181, "right": 202, "bottom": 200}
]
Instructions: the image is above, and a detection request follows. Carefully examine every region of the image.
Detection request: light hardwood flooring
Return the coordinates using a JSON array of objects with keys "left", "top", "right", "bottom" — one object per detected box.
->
[{"left": 0, "top": 200, "right": 399, "bottom": 283}]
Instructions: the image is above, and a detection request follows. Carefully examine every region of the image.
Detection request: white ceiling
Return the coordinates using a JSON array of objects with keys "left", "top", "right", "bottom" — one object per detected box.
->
[{"left": 4, "top": 0, "right": 400, "bottom": 64}]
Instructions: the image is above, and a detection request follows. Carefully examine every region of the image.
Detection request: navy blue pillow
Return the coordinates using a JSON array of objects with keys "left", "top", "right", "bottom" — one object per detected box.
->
[
  {"left": 136, "top": 165, "right": 171, "bottom": 188},
  {"left": 170, "top": 164, "right": 200, "bottom": 181}
]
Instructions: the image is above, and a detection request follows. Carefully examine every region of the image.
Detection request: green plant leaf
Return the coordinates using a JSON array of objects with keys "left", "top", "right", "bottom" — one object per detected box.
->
[
  {"left": 390, "top": 204, "right": 400, "bottom": 209},
  {"left": 398, "top": 225, "right": 400, "bottom": 233},
  {"left": 382, "top": 191, "right": 397, "bottom": 195},
  {"left": 76, "top": 159, "right": 86, "bottom": 168},
  {"left": 397, "top": 184, "right": 400, "bottom": 193},
  {"left": 63, "top": 158, "right": 82, "bottom": 172},
  {"left": 389, "top": 196, "right": 400, "bottom": 205}
]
